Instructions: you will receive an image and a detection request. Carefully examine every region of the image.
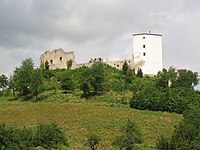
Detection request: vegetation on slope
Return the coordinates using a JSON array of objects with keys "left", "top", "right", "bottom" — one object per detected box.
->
[
  {"left": 0, "top": 58, "right": 200, "bottom": 149},
  {"left": 0, "top": 100, "right": 182, "bottom": 150}
]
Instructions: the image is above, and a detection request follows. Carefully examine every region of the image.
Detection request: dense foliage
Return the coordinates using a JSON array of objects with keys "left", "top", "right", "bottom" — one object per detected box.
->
[
  {"left": 156, "top": 107, "right": 200, "bottom": 150},
  {"left": 112, "top": 119, "right": 142, "bottom": 150},
  {"left": 0, "top": 58, "right": 199, "bottom": 115},
  {"left": 0, "top": 123, "right": 68, "bottom": 150},
  {"left": 130, "top": 68, "right": 200, "bottom": 114}
]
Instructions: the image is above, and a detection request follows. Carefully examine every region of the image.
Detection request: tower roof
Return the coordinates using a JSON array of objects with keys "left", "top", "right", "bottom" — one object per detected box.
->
[{"left": 133, "top": 33, "right": 162, "bottom": 36}]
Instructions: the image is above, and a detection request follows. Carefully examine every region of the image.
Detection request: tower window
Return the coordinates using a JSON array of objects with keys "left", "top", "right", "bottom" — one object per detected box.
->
[
  {"left": 143, "top": 37, "right": 145, "bottom": 39},
  {"left": 143, "top": 52, "right": 146, "bottom": 56},
  {"left": 143, "top": 45, "right": 146, "bottom": 48},
  {"left": 60, "top": 57, "right": 63, "bottom": 61}
]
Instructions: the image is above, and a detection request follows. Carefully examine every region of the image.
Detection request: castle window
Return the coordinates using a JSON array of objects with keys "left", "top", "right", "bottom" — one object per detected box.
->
[
  {"left": 117, "top": 65, "right": 119, "bottom": 67},
  {"left": 50, "top": 59, "right": 53, "bottom": 64},
  {"left": 143, "top": 52, "right": 146, "bottom": 56},
  {"left": 143, "top": 37, "right": 145, "bottom": 39},
  {"left": 143, "top": 45, "right": 146, "bottom": 48},
  {"left": 60, "top": 57, "right": 63, "bottom": 61}
]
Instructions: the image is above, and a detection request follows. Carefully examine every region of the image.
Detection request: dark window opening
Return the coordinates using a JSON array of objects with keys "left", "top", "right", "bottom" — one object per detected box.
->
[
  {"left": 143, "top": 37, "right": 145, "bottom": 39},
  {"left": 60, "top": 57, "right": 62, "bottom": 61},
  {"left": 143, "top": 52, "right": 146, "bottom": 56},
  {"left": 117, "top": 65, "right": 119, "bottom": 67},
  {"left": 114, "top": 64, "right": 116, "bottom": 66},
  {"left": 143, "top": 45, "right": 146, "bottom": 48}
]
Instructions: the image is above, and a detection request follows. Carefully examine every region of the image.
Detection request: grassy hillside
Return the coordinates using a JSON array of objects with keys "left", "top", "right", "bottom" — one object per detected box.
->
[{"left": 0, "top": 97, "right": 182, "bottom": 150}]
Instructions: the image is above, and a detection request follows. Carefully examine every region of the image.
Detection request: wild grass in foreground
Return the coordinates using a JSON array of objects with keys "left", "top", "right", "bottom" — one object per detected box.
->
[{"left": 0, "top": 99, "right": 182, "bottom": 150}]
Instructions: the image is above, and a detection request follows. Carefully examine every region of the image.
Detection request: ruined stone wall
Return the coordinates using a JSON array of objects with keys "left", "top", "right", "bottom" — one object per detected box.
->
[
  {"left": 40, "top": 48, "right": 76, "bottom": 70},
  {"left": 105, "top": 58, "right": 134, "bottom": 70}
]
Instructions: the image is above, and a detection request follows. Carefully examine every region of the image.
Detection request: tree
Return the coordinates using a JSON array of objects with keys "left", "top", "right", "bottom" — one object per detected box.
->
[
  {"left": 0, "top": 74, "right": 8, "bottom": 92},
  {"left": 81, "top": 80, "right": 91, "bottom": 99},
  {"left": 136, "top": 68, "right": 143, "bottom": 78},
  {"left": 44, "top": 61, "right": 49, "bottom": 70},
  {"left": 12, "top": 58, "right": 44, "bottom": 99},
  {"left": 30, "top": 69, "right": 43, "bottom": 100},
  {"left": 156, "top": 107, "right": 200, "bottom": 150},
  {"left": 173, "top": 69, "right": 199, "bottom": 88},
  {"left": 80, "top": 63, "right": 105, "bottom": 98},
  {"left": 12, "top": 58, "right": 34, "bottom": 96},
  {"left": 61, "top": 76, "right": 74, "bottom": 93},
  {"left": 122, "top": 61, "right": 129, "bottom": 75},
  {"left": 90, "top": 63, "right": 105, "bottom": 94},
  {"left": 113, "top": 119, "right": 142, "bottom": 150},
  {"left": 156, "top": 67, "right": 177, "bottom": 88},
  {"left": 85, "top": 133, "right": 101, "bottom": 150},
  {"left": 67, "top": 59, "right": 72, "bottom": 70}
]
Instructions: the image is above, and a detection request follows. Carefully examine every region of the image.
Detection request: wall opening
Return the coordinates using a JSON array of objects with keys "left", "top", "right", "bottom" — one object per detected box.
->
[
  {"left": 50, "top": 60, "right": 53, "bottom": 64},
  {"left": 60, "top": 57, "right": 63, "bottom": 61}
]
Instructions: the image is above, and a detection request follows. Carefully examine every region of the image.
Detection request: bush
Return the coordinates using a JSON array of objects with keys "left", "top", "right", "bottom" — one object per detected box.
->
[
  {"left": 0, "top": 123, "right": 68, "bottom": 150},
  {"left": 156, "top": 107, "right": 200, "bottom": 150},
  {"left": 130, "top": 86, "right": 200, "bottom": 114},
  {"left": 0, "top": 124, "right": 33, "bottom": 150},
  {"left": 85, "top": 133, "right": 101, "bottom": 150},
  {"left": 33, "top": 123, "right": 68, "bottom": 149},
  {"left": 156, "top": 136, "right": 171, "bottom": 150},
  {"left": 112, "top": 119, "right": 142, "bottom": 150}
]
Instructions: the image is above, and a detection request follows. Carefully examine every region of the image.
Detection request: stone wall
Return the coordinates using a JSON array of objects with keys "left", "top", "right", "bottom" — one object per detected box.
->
[{"left": 40, "top": 48, "right": 76, "bottom": 70}]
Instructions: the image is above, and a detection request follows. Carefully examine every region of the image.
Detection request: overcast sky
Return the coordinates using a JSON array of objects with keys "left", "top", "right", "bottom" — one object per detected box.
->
[{"left": 0, "top": 0, "right": 200, "bottom": 77}]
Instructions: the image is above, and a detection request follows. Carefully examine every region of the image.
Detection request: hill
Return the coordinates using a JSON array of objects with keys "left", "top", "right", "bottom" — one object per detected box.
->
[{"left": 0, "top": 96, "right": 182, "bottom": 150}]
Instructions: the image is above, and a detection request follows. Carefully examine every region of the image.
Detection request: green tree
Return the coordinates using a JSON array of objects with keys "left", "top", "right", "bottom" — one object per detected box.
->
[
  {"left": 67, "top": 59, "right": 72, "bottom": 70},
  {"left": 81, "top": 80, "right": 91, "bottom": 99},
  {"left": 122, "top": 61, "right": 129, "bottom": 75},
  {"left": 80, "top": 63, "right": 105, "bottom": 98},
  {"left": 34, "top": 123, "right": 68, "bottom": 149},
  {"left": 90, "top": 63, "right": 105, "bottom": 94},
  {"left": 156, "top": 107, "right": 200, "bottom": 150},
  {"left": 12, "top": 58, "right": 34, "bottom": 96},
  {"left": 44, "top": 61, "right": 49, "bottom": 70},
  {"left": 85, "top": 133, "right": 101, "bottom": 150},
  {"left": 0, "top": 74, "right": 8, "bottom": 92},
  {"left": 156, "top": 67, "right": 177, "bottom": 88},
  {"left": 113, "top": 119, "right": 142, "bottom": 150},
  {"left": 136, "top": 68, "right": 143, "bottom": 78},
  {"left": 61, "top": 76, "right": 74, "bottom": 93},
  {"left": 30, "top": 69, "right": 43, "bottom": 100},
  {"left": 8, "top": 76, "right": 17, "bottom": 99},
  {"left": 173, "top": 69, "right": 199, "bottom": 88}
]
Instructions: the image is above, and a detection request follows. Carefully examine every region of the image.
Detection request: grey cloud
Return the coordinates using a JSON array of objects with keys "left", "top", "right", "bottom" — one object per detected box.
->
[{"left": 0, "top": 0, "right": 200, "bottom": 80}]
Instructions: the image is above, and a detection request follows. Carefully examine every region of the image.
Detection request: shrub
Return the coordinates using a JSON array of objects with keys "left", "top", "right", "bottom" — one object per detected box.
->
[
  {"left": 113, "top": 119, "right": 142, "bottom": 150},
  {"left": 33, "top": 123, "right": 68, "bottom": 149},
  {"left": 156, "top": 107, "right": 200, "bottom": 150},
  {"left": 0, "top": 124, "right": 33, "bottom": 150},
  {"left": 85, "top": 133, "right": 101, "bottom": 150},
  {"left": 0, "top": 123, "right": 68, "bottom": 150}
]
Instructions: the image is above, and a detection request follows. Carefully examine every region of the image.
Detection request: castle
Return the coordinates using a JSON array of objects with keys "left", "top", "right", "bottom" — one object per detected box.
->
[{"left": 40, "top": 33, "right": 163, "bottom": 75}]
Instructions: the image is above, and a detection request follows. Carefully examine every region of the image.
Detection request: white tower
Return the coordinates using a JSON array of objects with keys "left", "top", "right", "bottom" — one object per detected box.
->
[{"left": 133, "top": 33, "right": 163, "bottom": 75}]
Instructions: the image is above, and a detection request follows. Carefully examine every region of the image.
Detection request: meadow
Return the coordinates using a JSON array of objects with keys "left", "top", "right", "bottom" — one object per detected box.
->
[{"left": 0, "top": 94, "right": 182, "bottom": 150}]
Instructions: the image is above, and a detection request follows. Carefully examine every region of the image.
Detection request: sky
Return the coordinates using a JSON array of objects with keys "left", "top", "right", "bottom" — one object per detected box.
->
[{"left": 0, "top": 0, "right": 200, "bottom": 78}]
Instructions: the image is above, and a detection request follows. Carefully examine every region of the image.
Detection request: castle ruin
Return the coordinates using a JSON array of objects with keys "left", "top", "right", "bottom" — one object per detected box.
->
[{"left": 40, "top": 33, "right": 163, "bottom": 75}]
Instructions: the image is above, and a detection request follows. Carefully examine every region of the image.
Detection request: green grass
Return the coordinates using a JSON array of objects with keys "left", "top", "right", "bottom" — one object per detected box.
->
[{"left": 0, "top": 94, "right": 182, "bottom": 150}]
